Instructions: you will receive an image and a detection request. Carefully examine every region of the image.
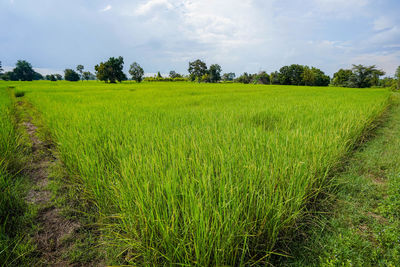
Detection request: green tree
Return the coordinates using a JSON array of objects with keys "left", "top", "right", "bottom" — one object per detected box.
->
[
  {"left": 235, "top": 72, "right": 252, "bottom": 84},
  {"left": 95, "top": 57, "right": 127, "bottom": 83},
  {"left": 302, "top": 66, "right": 315, "bottom": 86},
  {"left": 371, "top": 69, "right": 386, "bottom": 87},
  {"left": 33, "top": 72, "right": 43, "bottom": 80},
  {"left": 13, "top": 60, "right": 36, "bottom": 81},
  {"left": 349, "top": 65, "right": 384, "bottom": 88},
  {"left": 331, "top": 69, "right": 353, "bottom": 87},
  {"left": 46, "top": 74, "right": 57, "bottom": 81},
  {"left": 209, "top": 64, "right": 222, "bottom": 83},
  {"left": 169, "top": 71, "right": 182, "bottom": 78},
  {"left": 55, "top": 74, "right": 63, "bottom": 80},
  {"left": 253, "top": 71, "right": 270, "bottom": 84},
  {"left": 278, "top": 66, "right": 291, "bottom": 85},
  {"left": 312, "top": 67, "right": 330, "bottom": 86},
  {"left": 222, "top": 72, "right": 235, "bottom": 81},
  {"left": 129, "top": 62, "right": 144, "bottom": 83},
  {"left": 76, "top": 65, "right": 84, "bottom": 81},
  {"left": 64, "top": 69, "right": 80, "bottom": 81},
  {"left": 270, "top": 71, "right": 280, "bottom": 85},
  {"left": 395, "top": 66, "right": 400, "bottom": 90},
  {"left": 157, "top": 71, "right": 162, "bottom": 79},
  {"left": 82, "top": 71, "right": 94, "bottom": 81},
  {"left": 188, "top": 59, "right": 207, "bottom": 82}
]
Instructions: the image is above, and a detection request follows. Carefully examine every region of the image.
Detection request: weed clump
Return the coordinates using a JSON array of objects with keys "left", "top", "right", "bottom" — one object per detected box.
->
[{"left": 14, "top": 91, "right": 25, "bottom": 98}]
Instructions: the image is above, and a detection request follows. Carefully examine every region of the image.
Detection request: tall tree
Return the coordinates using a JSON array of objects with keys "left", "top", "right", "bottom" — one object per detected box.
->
[
  {"left": 331, "top": 69, "right": 353, "bottom": 87},
  {"left": 236, "top": 72, "right": 252, "bottom": 84},
  {"left": 396, "top": 66, "right": 400, "bottom": 90},
  {"left": 64, "top": 69, "right": 80, "bottom": 81},
  {"left": 188, "top": 59, "right": 207, "bottom": 82},
  {"left": 302, "top": 66, "right": 315, "bottom": 86},
  {"left": 311, "top": 67, "right": 330, "bottom": 86},
  {"left": 270, "top": 71, "right": 280, "bottom": 85},
  {"left": 95, "top": 56, "right": 127, "bottom": 83},
  {"left": 222, "top": 72, "right": 235, "bottom": 81},
  {"left": 349, "top": 65, "right": 384, "bottom": 88},
  {"left": 76, "top": 65, "right": 84, "bottom": 81},
  {"left": 278, "top": 66, "right": 292, "bottom": 85},
  {"left": 129, "top": 62, "right": 144, "bottom": 83},
  {"left": 13, "top": 60, "right": 36, "bottom": 81},
  {"left": 209, "top": 64, "right": 222, "bottom": 83},
  {"left": 169, "top": 71, "right": 182, "bottom": 78},
  {"left": 82, "top": 71, "right": 94, "bottom": 81},
  {"left": 253, "top": 71, "right": 270, "bottom": 84}
]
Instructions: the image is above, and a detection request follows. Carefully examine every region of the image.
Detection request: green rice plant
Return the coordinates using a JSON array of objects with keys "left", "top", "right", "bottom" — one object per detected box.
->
[
  {"left": 8, "top": 81, "right": 390, "bottom": 265},
  {"left": 0, "top": 87, "right": 34, "bottom": 265}
]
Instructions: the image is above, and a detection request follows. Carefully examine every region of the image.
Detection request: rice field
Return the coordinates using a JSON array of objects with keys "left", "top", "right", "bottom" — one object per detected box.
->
[{"left": 1, "top": 81, "right": 391, "bottom": 265}]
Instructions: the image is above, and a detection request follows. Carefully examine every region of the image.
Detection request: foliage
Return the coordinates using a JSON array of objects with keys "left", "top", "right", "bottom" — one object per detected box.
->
[
  {"left": 169, "top": 71, "right": 182, "bottom": 79},
  {"left": 348, "top": 65, "right": 385, "bottom": 88},
  {"left": 157, "top": 71, "right": 162, "bottom": 79},
  {"left": 270, "top": 71, "right": 280, "bottom": 85},
  {"left": 331, "top": 69, "right": 353, "bottom": 87},
  {"left": 129, "top": 62, "right": 144, "bottom": 83},
  {"left": 13, "top": 60, "right": 37, "bottom": 81},
  {"left": 253, "top": 71, "right": 270, "bottom": 84},
  {"left": 55, "top": 74, "right": 63, "bottom": 81},
  {"left": 64, "top": 69, "right": 80, "bottom": 81},
  {"left": 144, "top": 76, "right": 188, "bottom": 82},
  {"left": 95, "top": 56, "right": 127, "bottom": 83},
  {"left": 311, "top": 67, "right": 330, "bottom": 86},
  {"left": 208, "top": 64, "right": 222, "bottom": 83},
  {"left": 82, "top": 71, "right": 96, "bottom": 81},
  {"left": 302, "top": 66, "right": 315, "bottom": 86},
  {"left": 188, "top": 59, "right": 207, "bottom": 82},
  {"left": 2, "top": 60, "right": 43, "bottom": 81},
  {"left": 396, "top": 66, "right": 400, "bottom": 90},
  {"left": 12, "top": 81, "right": 389, "bottom": 266},
  {"left": 235, "top": 72, "right": 253, "bottom": 84},
  {"left": 45, "top": 74, "right": 57, "bottom": 81},
  {"left": 222, "top": 72, "right": 235, "bottom": 81},
  {"left": 76, "top": 65, "right": 84, "bottom": 80}
]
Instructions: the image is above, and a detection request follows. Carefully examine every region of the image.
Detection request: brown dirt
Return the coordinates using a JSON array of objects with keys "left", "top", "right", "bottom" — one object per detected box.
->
[{"left": 22, "top": 119, "right": 80, "bottom": 266}]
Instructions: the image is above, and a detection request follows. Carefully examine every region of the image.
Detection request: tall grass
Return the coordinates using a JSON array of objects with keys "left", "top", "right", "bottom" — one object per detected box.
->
[
  {"left": 11, "top": 81, "right": 390, "bottom": 265},
  {"left": 0, "top": 87, "right": 33, "bottom": 265}
]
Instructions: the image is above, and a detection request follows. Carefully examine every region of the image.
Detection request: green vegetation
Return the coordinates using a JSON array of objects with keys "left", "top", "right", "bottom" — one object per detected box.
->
[
  {"left": 64, "top": 69, "right": 80, "bottom": 82},
  {"left": 332, "top": 65, "right": 386, "bottom": 88},
  {"left": 0, "top": 86, "right": 35, "bottom": 265},
  {"left": 1, "top": 60, "right": 43, "bottom": 81},
  {"left": 95, "top": 56, "right": 127, "bottom": 83},
  {"left": 3, "top": 81, "right": 390, "bottom": 265},
  {"left": 285, "top": 93, "right": 400, "bottom": 266}
]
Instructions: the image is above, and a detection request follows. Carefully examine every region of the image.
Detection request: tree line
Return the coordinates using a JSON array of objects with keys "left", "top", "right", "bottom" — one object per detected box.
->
[{"left": 1, "top": 58, "right": 399, "bottom": 90}]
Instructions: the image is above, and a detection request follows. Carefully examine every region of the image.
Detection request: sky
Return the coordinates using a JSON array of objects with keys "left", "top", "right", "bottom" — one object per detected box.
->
[{"left": 1, "top": 0, "right": 400, "bottom": 76}]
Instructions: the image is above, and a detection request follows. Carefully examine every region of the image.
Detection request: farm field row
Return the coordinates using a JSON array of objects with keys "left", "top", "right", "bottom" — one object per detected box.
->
[{"left": 1, "top": 81, "right": 391, "bottom": 265}]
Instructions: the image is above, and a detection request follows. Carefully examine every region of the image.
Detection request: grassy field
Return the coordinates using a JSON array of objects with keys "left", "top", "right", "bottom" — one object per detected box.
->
[{"left": 0, "top": 81, "right": 391, "bottom": 265}]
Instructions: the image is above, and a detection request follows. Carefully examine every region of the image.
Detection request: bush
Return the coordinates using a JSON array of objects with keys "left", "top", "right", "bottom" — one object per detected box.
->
[{"left": 14, "top": 91, "right": 25, "bottom": 98}]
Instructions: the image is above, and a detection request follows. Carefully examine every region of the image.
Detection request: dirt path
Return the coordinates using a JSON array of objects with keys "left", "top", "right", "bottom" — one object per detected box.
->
[{"left": 22, "top": 117, "right": 80, "bottom": 266}]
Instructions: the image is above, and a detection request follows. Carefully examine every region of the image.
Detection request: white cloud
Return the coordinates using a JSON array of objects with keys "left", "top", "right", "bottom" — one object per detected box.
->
[
  {"left": 100, "top": 5, "right": 112, "bottom": 12},
  {"left": 350, "top": 50, "right": 400, "bottom": 76},
  {"left": 373, "top": 17, "right": 392, "bottom": 31},
  {"left": 135, "top": 0, "right": 173, "bottom": 15}
]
